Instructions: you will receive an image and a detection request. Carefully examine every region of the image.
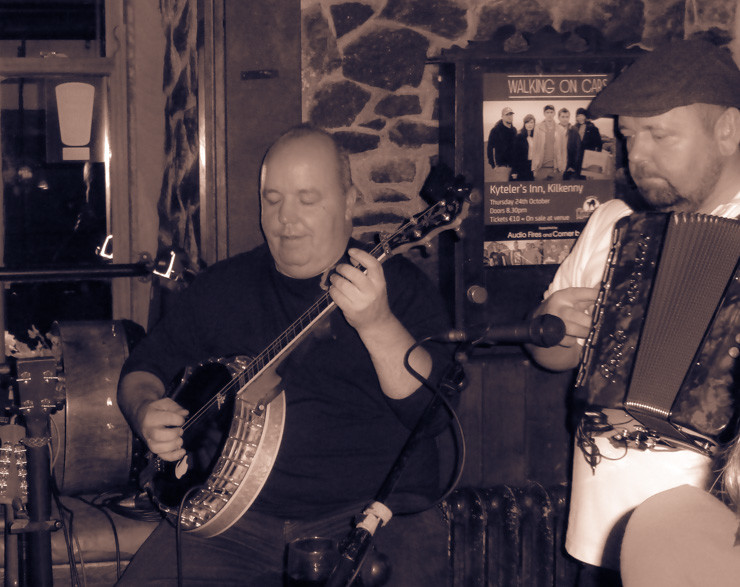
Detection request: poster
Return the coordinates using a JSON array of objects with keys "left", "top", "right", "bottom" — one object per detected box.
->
[{"left": 483, "top": 73, "right": 615, "bottom": 266}]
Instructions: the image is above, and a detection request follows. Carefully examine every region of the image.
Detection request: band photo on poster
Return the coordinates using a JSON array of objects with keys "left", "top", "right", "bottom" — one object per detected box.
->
[{"left": 483, "top": 73, "right": 616, "bottom": 265}]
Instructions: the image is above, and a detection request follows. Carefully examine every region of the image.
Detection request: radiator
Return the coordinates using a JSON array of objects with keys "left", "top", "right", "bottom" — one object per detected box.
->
[{"left": 447, "top": 484, "right": 579, "bottom": 587}]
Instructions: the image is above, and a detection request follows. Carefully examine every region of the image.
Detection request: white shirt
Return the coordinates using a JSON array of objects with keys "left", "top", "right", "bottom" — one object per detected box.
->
[{"left": 545, "top": 193, "right": 740, "bottom": 569}]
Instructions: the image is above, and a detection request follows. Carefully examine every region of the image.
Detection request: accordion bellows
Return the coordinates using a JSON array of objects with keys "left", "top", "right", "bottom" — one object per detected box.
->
[{"left": 576, "top": 211, "right": 740, "bottom": 452}]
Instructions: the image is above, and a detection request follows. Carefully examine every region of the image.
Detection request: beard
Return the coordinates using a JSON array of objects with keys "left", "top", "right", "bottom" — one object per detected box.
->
[
  {"left": 631, "top": 176, "right": 685, "bottom": 211},
  {"left": 629, "top": 157, "right": 723, "bottom": 213}
]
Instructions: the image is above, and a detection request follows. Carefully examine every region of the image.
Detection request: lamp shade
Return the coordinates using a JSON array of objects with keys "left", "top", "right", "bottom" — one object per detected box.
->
[{"left": 55, "top": 82, "right": 95, "bottom": 160}]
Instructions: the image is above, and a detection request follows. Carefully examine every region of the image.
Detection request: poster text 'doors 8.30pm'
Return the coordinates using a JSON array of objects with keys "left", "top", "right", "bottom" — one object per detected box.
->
[{"left": 483, "top": 73, "right": 615, "bottom": 266}]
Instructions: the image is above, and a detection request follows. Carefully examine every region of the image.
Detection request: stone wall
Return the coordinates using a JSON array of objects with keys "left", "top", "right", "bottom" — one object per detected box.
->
[
  {"left": 155, "top": 0, "right": 739, "bottom": 268},
  {"left": 301, "top": 0, "right": 738, "bottom": 247}
]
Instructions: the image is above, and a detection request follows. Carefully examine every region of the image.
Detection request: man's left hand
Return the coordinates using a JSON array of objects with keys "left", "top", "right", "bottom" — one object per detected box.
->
[
  {"left": 329, "top": 248, "right": 394, "bottom": 333},
  {"left": 329, "top": 247, "right": 430, "bottom": 399}
]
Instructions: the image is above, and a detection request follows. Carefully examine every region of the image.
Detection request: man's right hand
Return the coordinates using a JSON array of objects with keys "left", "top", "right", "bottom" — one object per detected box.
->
[
  {"left": 137, "top": 397, "right": 188, "bottom": 462},
  {"left": 537, "top": 286, "right": 598, "bottom": 344},
  {"left": 118, "top": 370, "right": 188, "bottom": 462},
  {"left": 527, "top": 286, "right": 599, "bottom": 371}
]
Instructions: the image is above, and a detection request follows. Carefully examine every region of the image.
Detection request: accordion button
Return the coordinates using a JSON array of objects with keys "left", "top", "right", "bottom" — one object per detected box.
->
[{"left": 729, "top": 347, "right": 739, "bottom": 359}]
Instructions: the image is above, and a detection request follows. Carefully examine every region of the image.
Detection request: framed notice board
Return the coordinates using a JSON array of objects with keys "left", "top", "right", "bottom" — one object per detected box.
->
[{"left": 435, "top": 28, "right": 642, "bottom": 330}]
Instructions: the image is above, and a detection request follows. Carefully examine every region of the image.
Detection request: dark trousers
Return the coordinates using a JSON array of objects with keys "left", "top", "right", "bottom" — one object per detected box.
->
[
  {"left": 116, "top": 501, "right": 449, "bottom": 586},
  {"left": 576, "top": 562, "right": 623, "bottom": 587}
]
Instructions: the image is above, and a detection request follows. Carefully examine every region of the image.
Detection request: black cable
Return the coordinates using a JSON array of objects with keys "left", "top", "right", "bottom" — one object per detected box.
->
[
  {"left": 74, "top": 494, "right": 123, "bottom": 581},
  {"left": 176, "top": 485, "right": 203, "bottom": 587},
  {"left": 51, "top": 480, "right": 82, "bottom": 587},
  {"left": 99, "top": 490, "right": 163, "bottom": 523},
  {"left": 328, "top": 338, "right": 467, "bottom": 587},
  {"left": 71, "top": 526, "right": 88, "bottom": 586},
  {"left": 53, "top": 479, "right": 142, "bottom": 585},
  {"left": 398, "top": 335, "right": 467, "bottom": 513}
]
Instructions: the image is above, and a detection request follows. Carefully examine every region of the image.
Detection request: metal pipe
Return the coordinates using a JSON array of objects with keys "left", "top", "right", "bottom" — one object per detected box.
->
[{"left": 0, "top": 262, "right": 151, "bottom": 282}]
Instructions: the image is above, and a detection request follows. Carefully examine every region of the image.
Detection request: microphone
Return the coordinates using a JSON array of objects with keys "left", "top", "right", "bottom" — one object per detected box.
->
[{"left": 441, "top": 314, "right": 565, "bottom": 348}]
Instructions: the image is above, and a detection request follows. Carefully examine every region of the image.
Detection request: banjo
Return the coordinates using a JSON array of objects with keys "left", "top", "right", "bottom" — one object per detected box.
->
[{"left": 140, "top": 180, "right": 471, "bottom": 537}]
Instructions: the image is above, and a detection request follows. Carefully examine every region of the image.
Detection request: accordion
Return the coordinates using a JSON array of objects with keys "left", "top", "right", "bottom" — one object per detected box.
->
[{"left": 575, "top": 211, "right": 740, "bottom": 455}]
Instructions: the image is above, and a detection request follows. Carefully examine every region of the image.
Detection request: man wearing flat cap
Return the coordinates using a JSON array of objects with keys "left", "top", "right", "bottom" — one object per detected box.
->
[
  {"left": 526, "top": 38, "right": 740, "bottom": 583},
  {"left": 487, "top": 106, "right": 517, "bottom": 181}
]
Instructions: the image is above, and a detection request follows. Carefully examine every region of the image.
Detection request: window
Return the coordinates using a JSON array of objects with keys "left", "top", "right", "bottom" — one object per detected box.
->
[{"left": 0, "top": 1, "right": 130, "bottom": 347}]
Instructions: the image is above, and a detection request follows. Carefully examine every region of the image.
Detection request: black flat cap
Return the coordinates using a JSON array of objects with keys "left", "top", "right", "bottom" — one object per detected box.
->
[{"left": 589, "top": 39, "right": 740, "bottom": 118}]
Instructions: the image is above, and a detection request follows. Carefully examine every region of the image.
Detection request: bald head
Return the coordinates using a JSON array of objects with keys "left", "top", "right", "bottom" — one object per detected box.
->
[
  {"left": 262, "top": 125, "right": 353, "bottom": 194},
  {"left": 259, "top": 126, "right": 357, "bottom": 279}
]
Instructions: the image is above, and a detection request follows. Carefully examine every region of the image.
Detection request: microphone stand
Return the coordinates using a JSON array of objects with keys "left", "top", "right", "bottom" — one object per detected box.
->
[
  {"left": 326, "top": 354, "right": 464, "bottom": 587},
  {"left": 326, "top": 317, "right": 564, "bottom": 586}
]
